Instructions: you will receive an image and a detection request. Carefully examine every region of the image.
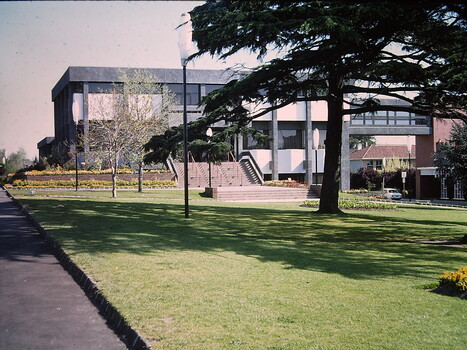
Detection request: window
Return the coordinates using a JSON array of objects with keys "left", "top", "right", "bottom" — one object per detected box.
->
[
  {"left": 454, "top": 181, "right": 465, "bottom": 200},
  {"left": 279, "top": 129, "right": 304, "bottom": 149},
  {"left": 243, "top": 130, "right": 270, "bottom": 150},
  {"left": 243, "top": 121, "right": 270, "bottom": 150},
  {"left": 440, "top": 177, "right": 448, "bottom": 199},
  {"left": 366, "top": 160, "right": 383, "bottom": 169},
  {"left": 167, "top": 83, "right": 200, "bottom": 105},
  {"left": 89, "top": 82, "right": 123, "bottom": 93},
  {"left": 205, "top": 84, "right": 224, "bottom": 95},
  {"left": 278, "top": 122, "right": 305, "bottom": 149}
]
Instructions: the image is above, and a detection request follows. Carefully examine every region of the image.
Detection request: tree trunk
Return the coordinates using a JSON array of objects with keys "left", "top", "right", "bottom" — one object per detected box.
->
[
  {"left": 318, "top": 74, "right": 344, "bottom": 214},
  {"left": 138, "top": 162, "right": 143, "bottom": 193},
  {"left": 111, "top": 160, "right": 117, "bottom": 198}
]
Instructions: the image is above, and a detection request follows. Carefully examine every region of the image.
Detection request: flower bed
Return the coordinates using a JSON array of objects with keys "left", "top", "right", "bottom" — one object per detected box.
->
[
  {"left": 25, "top": 168, "right": 170, "bottom": 176},
  {"left": 438, "top": 267, "right": 467, "bottom": 293},
  {"left": 303, "top": 199, "right": 397, "bottom": 210},
  {"left": 6, "top": 179, "right": 176, "bottom": 189},
  {"left": 264, "top": 180, "right": 308, "bottom": 188}
]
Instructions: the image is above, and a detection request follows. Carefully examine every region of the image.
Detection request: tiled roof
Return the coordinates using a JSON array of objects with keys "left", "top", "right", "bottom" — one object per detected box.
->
[{"left": 349, "top": 145, "right": 416, "bottom": 160}]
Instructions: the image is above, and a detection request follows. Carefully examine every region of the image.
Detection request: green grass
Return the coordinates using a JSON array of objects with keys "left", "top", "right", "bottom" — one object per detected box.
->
[{"left": 12, "top": 189, "right": 467, "bottom": 349}]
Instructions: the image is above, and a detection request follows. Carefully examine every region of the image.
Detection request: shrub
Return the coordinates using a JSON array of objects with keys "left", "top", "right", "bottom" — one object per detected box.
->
[
  {"left": 438, "top": 267, "right": 467, "bottom": 293},
  {"left": 350, "top": 168, "right": 416, "bottom": 192},
  {"left": 264, "top": 180, "right": 308, "bottom": 188},
  {"left": 6, "top": 179, "right": 176, "bottom": 189},
  {"left": 303, "top": 199, "right": 397, "bottom": 210},
  {"left": 341, "top": 189, "right": 369, "bottom": 194}
]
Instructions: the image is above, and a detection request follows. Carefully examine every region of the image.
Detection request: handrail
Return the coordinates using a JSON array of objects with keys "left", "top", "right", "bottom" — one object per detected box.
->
[
  {"left": 166, "top": 155, "right": 178, "bottom": 182},
  {"left": 239, "top": 151, "right": 264, "bottom": 185}
]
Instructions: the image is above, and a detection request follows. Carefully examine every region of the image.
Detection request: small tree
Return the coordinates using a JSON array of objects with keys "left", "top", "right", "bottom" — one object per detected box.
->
[
  {"left": 349, "top": 136, "right": 376, "bottom": 150},
  {"left": 2, "top": 148, "right": 30, "bottom": 174},
  {"left": 384, "top": 158, "right": 410, "bottom": 173},
  {"left": 120, "top": 70, "right": 175, "bottom": 192},
  {"left": 87, "top": 69, "right": 174, "bottom": 197}
]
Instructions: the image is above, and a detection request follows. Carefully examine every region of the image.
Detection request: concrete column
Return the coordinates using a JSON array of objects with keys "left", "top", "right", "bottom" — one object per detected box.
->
[
  {"left": 83, "top": 82, "right": 89, "bottom": 154},
  {"left": 340, "top": 117, "right": 350, "bottom": 190},
  {"left": 68, "top": 85, "right": 76, "bottom": 147},
  {"left": 305, "top": 101, "right": 313, "bottom": 185},
  {"left": 271, "top": 110, "right": 279, "bottom": 180}
]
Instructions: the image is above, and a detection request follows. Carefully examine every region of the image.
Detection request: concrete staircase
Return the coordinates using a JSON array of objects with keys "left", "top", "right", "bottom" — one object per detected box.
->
[
  {"left": 173, "top": 160, "right": 261, "bottom": 188},
  {"left": 206, "top": 186, "right": 319, "bottom": 202}
]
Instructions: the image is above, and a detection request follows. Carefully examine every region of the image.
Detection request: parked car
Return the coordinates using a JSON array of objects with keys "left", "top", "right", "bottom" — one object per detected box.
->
[{"left": 383, "top": 188, "right": 402, "bottom": 200}]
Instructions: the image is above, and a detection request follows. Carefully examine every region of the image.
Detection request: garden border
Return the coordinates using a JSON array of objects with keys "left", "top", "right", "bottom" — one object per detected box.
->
[{"left": 3, "top": 186, "right": 152, "bottom": 350}]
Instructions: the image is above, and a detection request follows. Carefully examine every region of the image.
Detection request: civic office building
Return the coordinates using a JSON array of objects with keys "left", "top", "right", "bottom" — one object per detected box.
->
[{"left": 38, "top": 66, "right": 463, "bottom": 200}]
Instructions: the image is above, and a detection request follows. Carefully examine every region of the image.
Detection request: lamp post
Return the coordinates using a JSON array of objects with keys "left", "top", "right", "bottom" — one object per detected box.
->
[
  {"left": 312, "top": 128, "right": 319, "bottom": 185},
  {"left": 72, "top": 99, "right": 80, "bottom": 191},
  {"left": 407, "top": 136, "right": 412, "bottom": 201},
  {"left": 206, "top": 127, "right": 213, "bottom": 188},
  {"left": 179, "top": 12, "right": 192, "bottom": 218}
]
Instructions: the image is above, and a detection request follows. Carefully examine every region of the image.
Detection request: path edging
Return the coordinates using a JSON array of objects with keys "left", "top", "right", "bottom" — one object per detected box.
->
[{"left": 3, "top": 187, "right": 152, "bottom": 350}]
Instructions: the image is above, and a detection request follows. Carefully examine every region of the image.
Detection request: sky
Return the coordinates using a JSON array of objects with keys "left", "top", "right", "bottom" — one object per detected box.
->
[
  {"left": 0, "top": 1, "right": 410, "bottom": 160},
  {"left": 0, "top": 0, "right": 258, "bottom": 159}
]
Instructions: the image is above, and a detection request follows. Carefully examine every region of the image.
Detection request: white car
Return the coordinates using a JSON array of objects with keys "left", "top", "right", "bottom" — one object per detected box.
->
[{"left": 383, "top": 188, "right": 402, "bottom": 200}]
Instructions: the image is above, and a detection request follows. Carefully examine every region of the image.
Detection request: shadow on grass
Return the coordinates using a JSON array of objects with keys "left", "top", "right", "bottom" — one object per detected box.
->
[{"left": 19, "top": 198, "right": 467, "bottom": 280}]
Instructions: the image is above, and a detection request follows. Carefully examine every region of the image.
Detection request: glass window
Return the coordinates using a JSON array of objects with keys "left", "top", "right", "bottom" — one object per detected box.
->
[
  {"left": 205, "top": 84, "right": 224, "bottom": 95},
  {"left": 350, "top": 115, "right": 365, "bottom": 125},
  {"left": 278, "top": 122, "right": 305, "bottom": 149},
  {"left": 89, "top": 82, "right": 123, "bottom": 93},
  {"left": 279, "top": 129, "right": 304, "bottom": 149},
  {"left": 243, "top": 130, "right": 270, "bottom": 150},
  {"left": 167, "top": 83, "right": 200, "bottom": 105}
]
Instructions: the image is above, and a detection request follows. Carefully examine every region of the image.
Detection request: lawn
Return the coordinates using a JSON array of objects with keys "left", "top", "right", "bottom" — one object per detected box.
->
[{"left": 13, "top": 189, "right": 467, "bottom": 349}]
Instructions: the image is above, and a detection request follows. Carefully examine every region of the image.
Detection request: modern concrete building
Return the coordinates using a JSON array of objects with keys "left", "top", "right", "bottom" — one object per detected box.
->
[
  {"left": 41, "top": 66, "right": 459, "bottom": 199},
  {"left": 41, "top": 66, "right": 331, "bottom": 186}
]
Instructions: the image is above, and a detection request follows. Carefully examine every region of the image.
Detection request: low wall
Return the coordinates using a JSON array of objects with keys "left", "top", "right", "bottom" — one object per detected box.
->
[{"left": 21, "top": 173, "right": 175, "bottom": 182}]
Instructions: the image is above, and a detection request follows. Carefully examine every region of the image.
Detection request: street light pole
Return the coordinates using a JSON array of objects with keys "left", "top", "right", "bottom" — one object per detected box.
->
[
  {"left": 179, "top": 12, "right": 192, "bottom": 218},
  {"left": 206, "top": 127, "right": 213, "bottom": 188},
  {"left": 72, "top": 99, "right": 80, "bottom": 192},
  {"left": 407, "top": 136, "right": 411, "bottom": 202},
  {"left": 312, "top": 128, "right": 320, "bottom": 185}
]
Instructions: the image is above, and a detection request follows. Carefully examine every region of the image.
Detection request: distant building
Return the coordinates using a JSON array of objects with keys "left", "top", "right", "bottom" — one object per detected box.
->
[{"left": 350, "top": 144, "right": 416, "bottom": 172}]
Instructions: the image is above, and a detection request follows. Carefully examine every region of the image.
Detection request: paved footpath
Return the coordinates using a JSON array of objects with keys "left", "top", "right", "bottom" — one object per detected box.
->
[{"left": 0, "top": 189, "right": 128, "bottom": 349}]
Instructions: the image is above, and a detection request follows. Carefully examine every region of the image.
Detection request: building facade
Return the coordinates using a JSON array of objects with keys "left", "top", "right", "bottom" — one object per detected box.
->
[
  {"left": 42, "top": 66, "right": 453, "bottom": 197},
  {"left": 42, "top": 66, "right": 334, "bottom": 186},
  {"left": 416, "top": 118, "right": 465, "bottom": 200}
]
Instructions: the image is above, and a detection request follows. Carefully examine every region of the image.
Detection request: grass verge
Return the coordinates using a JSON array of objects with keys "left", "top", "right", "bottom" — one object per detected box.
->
[{"left": 12, "top": 189, "right": 467, "bottom": 349}]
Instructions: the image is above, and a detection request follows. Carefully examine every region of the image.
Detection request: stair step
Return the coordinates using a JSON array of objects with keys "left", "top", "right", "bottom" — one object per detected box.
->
[{"left": 207, "top": 186, "right": 318, "bottom": 202}]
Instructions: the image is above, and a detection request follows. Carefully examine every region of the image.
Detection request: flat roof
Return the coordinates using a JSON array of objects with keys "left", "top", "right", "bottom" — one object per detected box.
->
[{"left": 52, "top": 66, "right": 238, "bottom": 100}]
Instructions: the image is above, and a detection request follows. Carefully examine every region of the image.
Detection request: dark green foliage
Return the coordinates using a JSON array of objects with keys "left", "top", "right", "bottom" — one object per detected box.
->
[
  {"left": 145, "top": 1, "right": 467, "bottom": 213},
  {"left": 434, "top": 121, "right": 467, "bottom": 197},
  {"left": 350, "top": 168, "right": 415, "bottom": 192}
]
